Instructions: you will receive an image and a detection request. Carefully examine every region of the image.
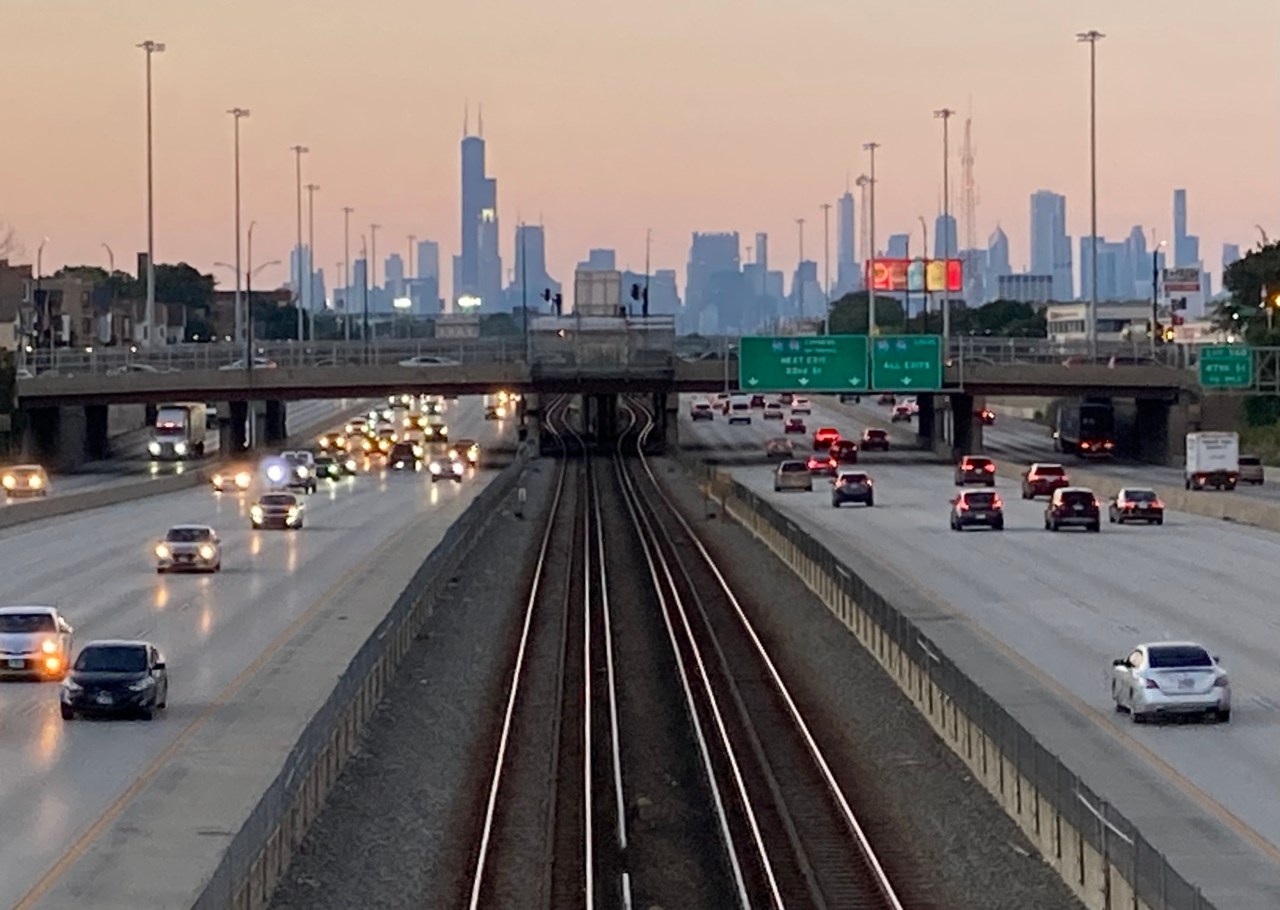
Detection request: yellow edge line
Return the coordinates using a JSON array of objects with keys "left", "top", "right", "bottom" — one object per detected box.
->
[
  {"left": 12, "top": 518, "right": 422, "bottom": 910},
  {"left": 715, "top": 468, "right": 1280, "bottom": 869}
]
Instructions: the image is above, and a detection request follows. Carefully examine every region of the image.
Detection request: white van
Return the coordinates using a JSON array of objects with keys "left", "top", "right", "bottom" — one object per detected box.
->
[{"left": 728, "top": 396, "right": 752, "bottom": 425}]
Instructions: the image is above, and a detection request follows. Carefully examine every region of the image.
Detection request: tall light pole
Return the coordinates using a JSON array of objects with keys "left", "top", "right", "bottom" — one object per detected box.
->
[
  {"left": 37, "top": 237, "right": 49, "bottom": 351},
  {"left": 305, "top": 183, "right": 320, "bottom": 340},
  {"left": 101, "top": 243, "right": 114, "bottom": 274},
  {"left": 247, "top": 220, "right": 257, "bottom": 359},
  {"left": 137, "top": 40, "right": 165, "bottom": 347},
  {"left": 854, "top": 174, "right": 871, "bottom": 265},
  {"left": 1151, "top": 234, "right": 1166, "bottom": 359},
  {"left": 342, "top": 206, "right": 354, "bottom": 341},
  {"left": 360, "top": 234, "right": 370, "bottom": 352},
  {"left": 820, "top": 203, "right": 833, "bottom": 334},
  {"left": 934, "top": 108, "right": 955, "bottom": 341},
  {"left": 795, "top": 218, "right": 806, "bottom": 317},
  {"left": 1077, "top": 30, "right": 1105, "bottom": 359},
  {"left": 863, "top": 142, "right": 880, "bottom": 335},
  {"left": 644, "top": 227, "right": 652, "bottom": 316},
  {"left": 918, "top": 216, "right": 930, "bottom": 332},
  {"left": 290, "top": 145, "right": 309, "bottom": 341},
  {"left": 228, "top": 108, "right": 250, "bottom": 346}
]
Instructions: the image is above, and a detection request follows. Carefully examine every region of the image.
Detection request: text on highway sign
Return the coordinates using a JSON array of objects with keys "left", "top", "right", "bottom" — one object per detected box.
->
[
  {"left": 1198, "top": 345, "right": 1252, "bottom": 389},
  {"left": 869, "top": 335, "right": 943, "bottom": 390},
  {"left": 738, "top": 335, "right": 869, "bottom": 392}
]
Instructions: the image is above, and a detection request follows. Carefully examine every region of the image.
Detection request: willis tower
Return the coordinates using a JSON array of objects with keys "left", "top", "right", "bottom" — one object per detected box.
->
[{"left": 452, "top": 106, "right": 502, "bottom": 312}]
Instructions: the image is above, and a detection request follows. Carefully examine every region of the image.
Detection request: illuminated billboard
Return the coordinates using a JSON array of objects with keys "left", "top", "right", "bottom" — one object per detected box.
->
[{"left": 867, "top": 258, "right": 963, "bottom": 293}]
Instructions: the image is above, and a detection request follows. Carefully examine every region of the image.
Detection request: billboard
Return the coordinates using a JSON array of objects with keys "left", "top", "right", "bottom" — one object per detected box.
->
[
  {"left": 868, "top": 258, "right": 963, "bottom": 293},
  {"left": 1162, "top": 268, "right": 1201, "bottom": 293}
]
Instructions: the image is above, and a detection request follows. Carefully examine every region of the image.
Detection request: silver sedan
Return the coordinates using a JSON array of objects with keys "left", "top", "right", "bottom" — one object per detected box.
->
[{"left": 1111, "top": 641, "right": 1230, "bottom": 723}]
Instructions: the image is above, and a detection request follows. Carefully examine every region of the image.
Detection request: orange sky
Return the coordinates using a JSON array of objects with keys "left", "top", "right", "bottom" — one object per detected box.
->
[{"left": 2, "top": 0, "right": 1277, "bottom": 299}]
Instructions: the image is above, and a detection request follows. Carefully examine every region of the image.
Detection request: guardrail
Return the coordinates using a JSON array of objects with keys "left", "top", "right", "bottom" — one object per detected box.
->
[{"left": 688, "top": 459, "right": 1223, "bottom": 910}]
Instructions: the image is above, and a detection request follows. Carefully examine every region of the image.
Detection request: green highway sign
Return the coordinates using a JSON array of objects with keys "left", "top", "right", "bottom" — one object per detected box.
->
[
  {"left": 1198, "top": 345, "right": 1252, "bottom": 388},
  {"left": 738, "top": 335, "right": 869, "bottom": 392},
  {"left": 869, "top": 335, "right": 943, "bottom": 391}
]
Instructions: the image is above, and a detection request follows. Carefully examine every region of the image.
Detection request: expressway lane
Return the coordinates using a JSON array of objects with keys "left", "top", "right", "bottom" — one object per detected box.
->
[
  {"left": 0, "top": 398, "right": 364, "bottom": 509},
  {"left": 0, "top": 397, "right": 512, "bottom": 906},
  {"left": 679, "top": 396, "right": 1280, "bottom": 878}
]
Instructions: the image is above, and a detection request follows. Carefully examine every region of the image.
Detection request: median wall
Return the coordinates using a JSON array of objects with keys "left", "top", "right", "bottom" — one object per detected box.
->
[{"left": 690, "top": 461, "right": 1234, "bottom": 910}]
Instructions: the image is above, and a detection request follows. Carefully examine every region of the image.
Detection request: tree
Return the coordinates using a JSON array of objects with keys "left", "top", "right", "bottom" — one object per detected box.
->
[
  {"left": 1218, "top": 241, "right": 1280, "bottom": 345},
  {"left": 52, "top": 265, "right": 140, "bottom": 300},
  {"left": 961, "top": 299, "right": 1047, "bottom": 337},
  {"left": 156, "top": 262, "right": 215, "bottom": 308},
  {"left": 828, "top": 291, "right": 904, "bottom": 335}
]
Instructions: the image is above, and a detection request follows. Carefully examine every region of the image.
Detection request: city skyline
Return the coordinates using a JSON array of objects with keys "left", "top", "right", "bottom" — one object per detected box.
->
[{"left": 1, "top": 1, "right": 1277, "bottom": 310}]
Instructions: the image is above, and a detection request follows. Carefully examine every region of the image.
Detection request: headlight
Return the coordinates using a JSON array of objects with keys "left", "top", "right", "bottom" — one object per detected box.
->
[
  {"left": 412, "top": 445, "right": 423, "bottom": 458},
  {"left": 1, "top": 475, "right": 14, "bottom": 489},
  {"left": 345, "top": 458, "right": 357, "bottom": 471},
  {"left": 155, "top": 544, "right": 170, "bottom": 559},
  {"left": 297, "top": 467, "right": 310, "bottom": 478},
  {"left": 250, "top": 505, "right": 264, "bottom": 521},
  {"left": 235, "top": 472, "right": 252, "bottom": 488},
  {"left": 429, "top": 462, "right": 442, "bottom": 474},
  {"left": 44, "top": 656, "right": 61, "bottom": 673},
  {"left": 29, "top": 475, "right": 42, "bottom": 488},
  {"left": 496, "top": 406, "right": 507, "bottom": 418},
  {"left": 266, "top": 465, "right": 285, "bottom": 482},
  {"left": 212, "top": 473, "right": 225, "bottom": 487},
  {"left": 128, "top": 677, "right": 156, "bottom": 691},
  {"left": 198, "top": 544, "right": 216, "bottom": 560},
  {"left": 148, "top": 442, "right": 161, "bottom": 455},
  {"left": 440, "top": 426, "right": 449, "bottom": 435},
  {"left": 41, "top": 639, "right": 57, "bottom": 654},
  {"left": 175, "top": 442, "right": 188, "bottom": 455},
  {"left": 287, "top": 505, "right": 300, "bottom": 518},
  {"left": 318, "top": 437, "right": 329, "bottom": 448},
  {"left": 63, "top": 679, "right": 82, "bottom": 692},
  {"left": 452, "top": 461, "right": 464, "bottom": 475}
]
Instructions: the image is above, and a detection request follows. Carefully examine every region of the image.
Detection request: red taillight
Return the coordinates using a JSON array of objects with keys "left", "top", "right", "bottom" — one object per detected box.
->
[
  {"left": 956, "top": 501, "right": 968, "bottom": 511},
  {"left": 1152, "top": 499, "right": 1164, "bottom": 509},
  {"left": 992, "top": 496, "right": 1003, "bottom": 508},
  {"left": 984, "top": 464, "right": 995, "bottom": 472},
  {"left": 1144, "top": 678, "right": 1160, "bottom": 689}
]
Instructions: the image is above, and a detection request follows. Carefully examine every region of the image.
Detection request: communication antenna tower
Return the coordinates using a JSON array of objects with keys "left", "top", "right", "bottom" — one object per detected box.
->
[{"left": 960, "top": 107, "right": 979, "bottom": 253}]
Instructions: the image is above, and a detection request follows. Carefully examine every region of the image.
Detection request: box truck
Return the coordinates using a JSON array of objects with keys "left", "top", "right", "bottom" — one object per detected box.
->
[
  {"left": 1185, "top": 431, "right": 1239, "bottom": 491},
  {"left": 149, "top": 402, "right": 207, "bottom": 460}
]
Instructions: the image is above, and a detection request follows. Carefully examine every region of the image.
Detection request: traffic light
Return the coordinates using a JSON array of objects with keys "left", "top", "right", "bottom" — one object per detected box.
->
[
  {"left": 541, "top": 288, "right": 551, "bottom": 302},
  {"left": 553, "top": 293, "right": 563, "bottom": 316},
  {"left": 630, "top": 283, "right": 650, "bottom": 316},
  {"left": 1163, "top": 327, "right": 1176, "bottom": 342}
]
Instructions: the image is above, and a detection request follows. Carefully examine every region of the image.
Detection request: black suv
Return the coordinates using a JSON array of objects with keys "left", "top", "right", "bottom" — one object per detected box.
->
[
  {"left": 955, "top": 455, "right": 996, "bottom": 487},
  {"left": 1045, "top": 487, "right": 1101, "bottom": 532},
  {"left": 832, "top": 471, "right": 874, "bottom": 508},
  {"left": 950, "top": 489, "right": 1004, "bottom": 531}
]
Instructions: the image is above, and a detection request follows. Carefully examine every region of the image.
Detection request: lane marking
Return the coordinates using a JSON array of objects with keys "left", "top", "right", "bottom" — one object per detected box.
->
[
  {"left": 12, "top": 470, "right": 481, "bottom": 909},
  {"left": 706, "top": 431, "right": 1280, "bottom": 870}
]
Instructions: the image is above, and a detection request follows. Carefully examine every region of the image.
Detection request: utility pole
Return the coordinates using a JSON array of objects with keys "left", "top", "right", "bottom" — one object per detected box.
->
[
  {"left": 137, "top": 40, "right": 164, "bottom": 347},
  {"left": 1077, "top": 30, "right": 1105, "bottom": 359},
  {"left": 342, "top": 206, "right": 354, "bottom": 342},
  {"left": 863, "top": 142, "right": 880, "bottom": 335},
  {"left": 820, "top": 203, "right": 832, "bottom": 334},
  {"left": 795, "top": 218, "right": 806, "bottom": 317},
  {"left": 934, "top": 108, "right": 955, "bottom": 341},
  {"left": 305, "top": 183, "right": 320, "bottom": 340},
  {"left": 290, "top": 145, "right": 309, "bottom": 341},
  {"left": 644, "top": 227, "right": 652, "bottom": 317}
]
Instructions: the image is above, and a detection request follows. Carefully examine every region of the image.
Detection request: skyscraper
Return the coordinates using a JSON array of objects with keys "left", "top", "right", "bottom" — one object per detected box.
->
[
  {"left": 411, "top": 241, "right": 441, "bottom": 314},
  {"left": 985, "top": 226, "right": 1011, "bottom": 301},
  {"left": 835, "top": 190, "right": 858, "bottom": 293},
  {"left": 1030, "top": 190, "right": 1073, "bottom": 300},
  {"left": 511, "top": 224, "right": 558, "bottom": 308},
  {"left": 933, "top": 214, "right": 958, "bottom": 261},
  {"left": 1223, "top": 243, "right": 1241, "bottom": 273},
  {"left": 385, "top": 253, "right": 404, "bottom": 296},
  {"left": 1173, "top": 189, "right": 1200, "bottom": 268},
  {"left": 452, "top": 110, "right": 502, "bottom": 311},
  {"left": 684, "top": 232, "right": 739, "bottom": 332}
]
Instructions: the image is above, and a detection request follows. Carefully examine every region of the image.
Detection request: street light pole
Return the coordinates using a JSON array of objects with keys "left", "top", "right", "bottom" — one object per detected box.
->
[
  {"left": 290, "top": 145, "right": 309, "bottom": 341},
  {"left": 1150, "top": 234, "right": 1166, "bottom": 359},
  {"left": 820, "top": 204, "right": 832, "bottom": 334},
  {"left": 644, "top": 227, "right": 652, "bottom": 317},
  {"left": 305, "top": 183, "right": 320, "bottom": 340},
  {"left": 247, "top": 220, "right": 257, "bottom": 367},
  {"left": 228, "top": 108, "right": 250, "bottom": 347},
  {"left": 934, "top": 108, "right": 955, "bottom": 341},
  {"left": 360, "top": 235, "right": 370, "bottom": 355},
  {"left": 520, "top": 222, "right": 529, "bottom": 361},
  {"left": 342, "top": 206, "right": 354, "bottom": 342},
  {"left": 37, "top": 238, "right": 48, "bottom": 352},
  {"left": 918, "top": 216, "right": 930, "bottom": 332},
  {"left": 863, "top": 142, "right": 880, "bottom": 335},
  {"left": 137, "top": 40, "right": 164, "bottom": 347},
  {"left": 1077, "top": 30, "right": 1105, "bottom": 359}
]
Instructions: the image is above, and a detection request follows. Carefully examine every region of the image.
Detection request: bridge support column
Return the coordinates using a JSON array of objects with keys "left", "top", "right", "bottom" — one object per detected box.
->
[
  {"left": 220, "top": 401, "right": 249, "bottom": 454},
  {"left": 948, "top": 392, "right": 980, "bottom": 458},
  {"left": 916, "top": 395, "right": 938, "bottom": 449},
  {"left": 263, "top": 400, "right": 288, "bottom": 444},
  {"left": 591, "top": 394, "right": 618, "bottom": 444},
  {"left": 1135, "top": 398, "right": 1178, "bottom": 466},
  {"left": 84, "top": 405, "right": 110, "bottom": 461},
  {"left": 22, "top": 407, "right": 62, "bottom": 466}
]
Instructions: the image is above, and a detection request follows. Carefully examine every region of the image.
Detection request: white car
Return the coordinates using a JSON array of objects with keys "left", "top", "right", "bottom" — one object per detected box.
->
[
  {"left": 156, "top": 525, "right": 222, "bottom": 574},
  {"left": 727, "top": 396, "right": 752, "bottom": 425},
  {"left": 763, "top": 400, "right": 785, "bottom": 420},
  {"left": 218, "top": 357, "right": 277, "bottom": 371},
  {"left": 790, "top": 397, "right": 812, "bottom": 415},
  {"left": 398, "top": 355, "right": 461, "bottom": 368},
  {"left": 108, "top": 363, "right": 178, "bottom": 375},
  {"left": 1111, "top": 642, "right": 1231, "bottom": 723},
  {"left": 0, "top": 606, "right": 73, "bottom": 679},
  {"left": 429, "top": 458, "right": 465, "bottom": 482}
]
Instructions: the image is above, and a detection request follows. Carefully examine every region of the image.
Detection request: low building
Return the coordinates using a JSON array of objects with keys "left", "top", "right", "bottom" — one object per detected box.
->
[
  {"left": 997, "top": 273, "right": 1054, "bottom": 303},
  {"left": 1046, "top": 300, "right": 1154, "bottom": 344},
  {"left": 573, "top": 269, "right": 624, "bottom": 317}
]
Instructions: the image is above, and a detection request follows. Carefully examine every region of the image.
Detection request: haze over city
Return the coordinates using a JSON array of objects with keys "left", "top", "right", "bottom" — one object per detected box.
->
[{"left": 3, "top": 0, "right": 1278, "bottom": 300}]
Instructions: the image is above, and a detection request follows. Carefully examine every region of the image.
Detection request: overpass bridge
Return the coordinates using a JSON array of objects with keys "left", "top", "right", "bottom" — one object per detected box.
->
[{"left": 13, "top": 324, "right": 1203, "bottom": 463}]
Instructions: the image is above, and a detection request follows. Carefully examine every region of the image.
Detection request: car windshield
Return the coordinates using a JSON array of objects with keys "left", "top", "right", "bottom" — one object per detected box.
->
[
  {"left": 1240, "top": 456, "right": 1261, "bottom": 466},
  {"left": 0, "top": 613, "right": 56, "bottom": 633},
  {"left": 455, "top": 439, "right": 477, "bottom": 448},
  {"left": 731, "top": 402, "right": 749, "bottom": 410},
  {"left": 964, "top": 458, "right": 992, "bottom": 468},
  {"left": 260, "top": 494, "right": 296, "bottom": 506},
  {"left": 1124, "top": 490, "right": 1157, "bottom": 502},
  {"left": 283, "top": 453, "right": 307, "bottom": 464},
  {"left": 166, "top": 527, "right": 212, "bottom": 543},
  {"left": 1148, "top": 646, "right": 1213, "bottom": 669},
  {"left": 1035, "top": 465, "right": 1065, "bottom": 476},
  {"left": 780, "top": 462, "right": 808, "bottom": 473},
  {"left": 1060, "top": 491, "right": 1095, "bottom": 506},
  {"left": 75, "top": 646, "right": 147, "bottom": 673},
  {"left": 839, "top": 473, "right": 868, "bottom": 484},
  {"left": 866, "top": 430, "right": 886, "bottom": 439},
  {"left": 964, "top": 492, "right": 996, "bottom": 507},
  {"left": 390, "top": 444, "right": 415, "bottom": 456}
]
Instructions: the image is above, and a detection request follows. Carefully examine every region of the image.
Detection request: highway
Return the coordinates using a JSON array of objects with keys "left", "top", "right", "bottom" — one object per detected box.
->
[
  {"left": 1, "top": 399, "right": 359, "bottom": 508},
  {"left": 0, "top": 396, "right": 511, "bottom": 905},
  {"left": 680, "top": 394, "right": 1280, "bottom": 863}
]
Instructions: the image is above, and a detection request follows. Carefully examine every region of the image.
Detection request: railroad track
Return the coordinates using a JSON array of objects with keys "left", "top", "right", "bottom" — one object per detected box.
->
[{"left": 461, "top": 394, "right": 914, "bottom": 910}]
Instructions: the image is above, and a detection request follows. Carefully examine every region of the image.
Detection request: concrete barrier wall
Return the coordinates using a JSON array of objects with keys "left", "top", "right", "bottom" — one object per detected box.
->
[
  {"left": 107, "top": 403, "right": 148, "bottom": 438},
  {"left": 691, "top": 462, "right": 1221, "bottom": 910},
  {"left": 0, "top": 403, "right": 373, "bottom": 532},
  {"left": 193, "top": 444, "right": 532, "bottom": 910}
]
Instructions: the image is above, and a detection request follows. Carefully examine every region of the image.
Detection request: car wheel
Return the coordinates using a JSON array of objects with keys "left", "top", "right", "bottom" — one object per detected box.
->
[
  {"left": 1050, "top": 520, "right": 1059, "bottom": 532},
  {"left": 993, "top": 519, "right": 1004, "bottom": 530},
  {"left": 1218, "top": 709, "right": 1231, "bottom": 723},
  {"left": 156, "top": 567, "right": 165, "bottom": 575},
  {"left": 1089, "top": 522, "right": 1101, "bottom": 532},
  {"left": 1108, "top": 510, "right": 1116, "bottom": 523},
  {"left": 60, "top": 705, "right": 74, "bottom": 720},
  {"left": 139, "top": 705, "right": 154, "bottom": 721},
  {"left": 1131, "top": 705, "right": 1146, "bottom": 724},
  {"left": 1022, "top": 489, "right": 1031, "bottom": 500},
  {"left": 1155, "top": 517, "right": 1164, "bottom": 526},
  {"left": 865, "top": 495, "right": 874, "bottom": 507}
]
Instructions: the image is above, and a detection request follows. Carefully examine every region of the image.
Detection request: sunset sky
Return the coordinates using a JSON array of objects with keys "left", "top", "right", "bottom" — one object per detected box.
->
[{"left": 2, "top": 0, "right": 1277, "bottom": 300}]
